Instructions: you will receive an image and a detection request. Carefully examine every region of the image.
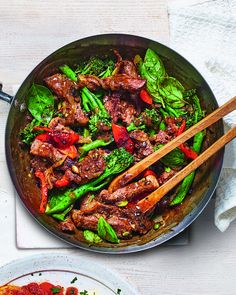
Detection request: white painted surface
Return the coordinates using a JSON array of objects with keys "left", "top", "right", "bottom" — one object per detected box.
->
[{"left": 0, "top": 1, "right": 236, "bottom": 295}]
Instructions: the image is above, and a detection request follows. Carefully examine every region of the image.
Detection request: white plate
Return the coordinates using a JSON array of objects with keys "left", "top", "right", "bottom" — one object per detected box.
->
[{"left": 0, "top": 253, "right": 139, "bottom": 295}]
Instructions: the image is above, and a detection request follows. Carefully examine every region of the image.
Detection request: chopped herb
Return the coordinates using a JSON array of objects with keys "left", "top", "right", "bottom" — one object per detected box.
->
[
  {"left": 117, "top": 288, "right": 122, "bottom": 294},
  {"left": 39, "top": 272, "right": 42, "bottom": 276},
  {"left": 80, "top": 291, "right": 89, "bottom": 295},
  {"left": 165, "top": 167, "right": 171, "bottom": 173},
  {"left": 153, "top": 223, "right": 161, "bottom": 230},
  {"left": 51, "top": 287, "right": 62, "bottom": 294},
  {"left": 117, "top": 200, "right": 128, "bottom": 207},
  {"left": 70, "top": 276, "right": 78, "bottom": 284}
]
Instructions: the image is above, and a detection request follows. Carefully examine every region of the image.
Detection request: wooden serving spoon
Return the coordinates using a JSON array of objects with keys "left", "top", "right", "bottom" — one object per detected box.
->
[{"left": 108, "top": 96, "right": 236, "bottom": 194}]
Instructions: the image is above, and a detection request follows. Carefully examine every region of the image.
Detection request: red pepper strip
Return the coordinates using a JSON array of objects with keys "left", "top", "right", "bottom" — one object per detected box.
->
[
  {"left": 59, "top": 145, "right": 78, "bottom": 159},
  {"left": 33, "top": 126, "right": 52, "bottom": 132},
  {"left": 176, "top": 120, "right": 186, "bottom": 136},
  {"left": 35, "top": 132, "right": 51, "bottom": 142},
  {"left": 35, "top": 171, "right": 48, "bottom": 214},
  {"left": 51, "top": 131, "right": 80, "bottom": 149},
  {"left": 179, "top": 144, "right": 198, "bottom": 160},
  {"left": 112, "top": 123, "right": 134, "bottom": 154},
  {"left": 143, "top": 169, "right": 158, "bottom": 178},
  {"left": 175, "top": 119, "right": 198, "bottom": 159},
  {"left": 140, "top": 89, "right": 153, "bottom": 105},
  {"left": 55, "top": 174, "right": 70, "bottom": 187},
  {"left": 66, "top": 287, "right": 79, "bottom": 295}
]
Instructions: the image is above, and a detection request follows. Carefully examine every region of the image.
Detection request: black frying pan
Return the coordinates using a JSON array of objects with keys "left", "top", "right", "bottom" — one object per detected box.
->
[{"left": 0, "top": 34, "right": 224, "bottom": 253}]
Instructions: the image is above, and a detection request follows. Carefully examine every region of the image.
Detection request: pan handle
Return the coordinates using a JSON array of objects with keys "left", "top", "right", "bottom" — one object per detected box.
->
[{"left": 0, "top": 83, "right": 14, "bottom": 104}]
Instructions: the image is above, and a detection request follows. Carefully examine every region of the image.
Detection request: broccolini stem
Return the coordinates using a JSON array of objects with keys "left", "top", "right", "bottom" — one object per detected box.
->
[
  {"left": 170, "top": 131, "right": 205, "bottom": 206},
  {"left": 59, "top": 65, "right": 77, "bottom": 82},
  {"left": 79, "top": 139, "right": 113, "bottom": 155}
]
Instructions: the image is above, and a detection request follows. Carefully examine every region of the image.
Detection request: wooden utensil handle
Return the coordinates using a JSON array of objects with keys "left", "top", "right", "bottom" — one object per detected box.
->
[
  {"left": 109, "top": 96, "right": 236, "bottom": 192},
  {"left": 137, "top": 125, "right": 236, "bottom": 213}
]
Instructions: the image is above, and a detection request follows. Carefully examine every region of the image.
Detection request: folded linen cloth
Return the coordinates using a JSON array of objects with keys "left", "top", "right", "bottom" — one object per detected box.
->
[{"left": 168, "top": 0, "right": 236, "bottom": 231}]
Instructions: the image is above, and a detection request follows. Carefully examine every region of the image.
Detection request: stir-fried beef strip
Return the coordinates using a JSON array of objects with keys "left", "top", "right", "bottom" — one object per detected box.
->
[
  {"left": 165, "top": 117, "right": 181, "bottom": 135},
  {"left": 158, "top": 169, "right": 176, "bottom": 185},
  {"left": 72, "top": 199, "right": 152, "bottom": 237},
  {"left": 45, "top": 73, "right": 78, "bottom": 102},
  {"left": 45, "top": 74, "right": 88, "bottom": 126},
  {"left": 104, "top": 92, "right": 136, "bottom": 126},
  {"left": 77, "top": 74, "right": 146, "bottom": 92},
  {"left": 99, "top": 175, "right": 159, "bottom": 204},
  {"left": 77, "top": 74, "right": 101, "bottom": 91},
  {"left": 129, "top": 130, "right": 154, "bottom": 161},
  {"left": 150, "top": 130, "right": 172, "bottom": 145},
  {"left": 67, "top": 149, "right": 106, "bottom": 184},
  {"left": 113, "top": 50, "right": 139, "bottom": 78},
  {"left": 57, "top": 100, "right": 89, "bottom": 126},
  {"left": 30, "top": 139, "right": 66, "bottom": 163},
  {"left": 101, "top": 74, "right": 146, "bottom": 92},
  {"left": 59, "top": 217, "right": 76, "bottom": 233}
]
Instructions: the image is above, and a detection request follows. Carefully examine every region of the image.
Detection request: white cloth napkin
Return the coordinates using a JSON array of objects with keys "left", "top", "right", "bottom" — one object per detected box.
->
[{"left": 168, "top": 0, "right": 236, "bottom": 231}]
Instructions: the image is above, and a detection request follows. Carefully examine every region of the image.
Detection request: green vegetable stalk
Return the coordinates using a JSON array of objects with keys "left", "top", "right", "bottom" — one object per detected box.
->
[
  {"left": 59, "top": 64, "right": 77, "bottom": 81},
  {"left": 79, "top": 139, "right": 113, "bottom": 155},
  {"left": 81, "top": 87, "right": 111, "bottom": 138},
  {"left": 46, "top": 148, "right": 134, "bottom": 215},
  {"left": 75, "top": 56, "right": 115, "bottom": 78},
  {"left": 170, "top": 131, "right": 205, "bottom": 206}
]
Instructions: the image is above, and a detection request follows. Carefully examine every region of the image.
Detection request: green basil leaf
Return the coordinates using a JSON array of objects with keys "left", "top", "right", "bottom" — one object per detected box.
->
[
  {"left": 141, "top": 48, "right": 166, "bottom": 82},
  {"left": 83, "top": 230, "right": 102, "bottom": 244},
  {"left": 97, "top": 217, "right": 119, "bottom": 244},
  {"left": 159, "top": 77, "right": 185, "bottom": 107},
  {"left": 139, "top": 48, "right": 166, "bottom": 106},
  {"left": 28, "top": 83, "right": 54, "bottom": 124}
]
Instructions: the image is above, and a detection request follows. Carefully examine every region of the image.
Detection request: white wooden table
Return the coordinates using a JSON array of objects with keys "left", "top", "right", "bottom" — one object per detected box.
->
[{"left": 1, "top": 1, "right": 236, "bottom": 294}]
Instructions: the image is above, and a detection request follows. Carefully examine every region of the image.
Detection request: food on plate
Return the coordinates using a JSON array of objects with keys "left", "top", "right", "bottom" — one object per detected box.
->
[
  {"left": 20, "top": 48, "right": 205, "bottom": 244},
  {"left": 0, "top": 282, "right": 79, "bottom": 294}
]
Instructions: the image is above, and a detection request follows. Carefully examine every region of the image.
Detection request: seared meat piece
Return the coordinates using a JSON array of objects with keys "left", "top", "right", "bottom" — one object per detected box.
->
[
  {"left": 59, "top": 217, "right": 76, "bottom": 233},
  {"left": 113, "top": 50, "right": 138, "bottom": 78},
  {"left": 72, "top": 199, "right": 152, "bottom": 237},
  {"left": 104, "top": 92, "right": 136, "bottom": 125},
  {"left": 64, "top": 169, "right": 82, "bottom": 184},
  {"left": 165, "top": 117, "right": 180, "bottom": 135},
  {"left": 80, "top": 194, "right": 96, "bottom": 211},
  {"left": 130, "top": 130, "right": 154, "bottom": 161},
  {"left": 31, "top": 156, "right": 50, "bottom": 173},
  {"left": 77, "top": 74, "right": 146, "bottom": 92},
  {"left": 72, "top": 201, "right": 152, "bottom": 238},
  {"left": 45, "top": 73, "right": 78, "bottom": 102},
  {"left": 45, "top": 74, "right": 88, "bottom": 126},
  {"left": 72, "top": 211, "right": 100, "bottom": 232},
  {"left": 158, "top": 169, "right": 175, "bottom": 185},
  {"left": 72, "top": 149, "right": 106, "bottom": 184},
  {"left": 58, "top": 100, "right": 89, "bottom": 126},
  {"left": 101, "top": 74, "right": 145, "bottom": 92},
  {"left": 59, "top": 157, "right": 76, "bottom": 171},
  {"left": 150, "top": 130, "right": 172, "bottom": 145},
  {"left": 30, "top": 139, "right": 65, "bottom": 162},
  {"left": 77, "top": 74, "right": 101, "bottom": 91},
  {"left": 99, "top": 175, "right": 159, "bottom": 204}
]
